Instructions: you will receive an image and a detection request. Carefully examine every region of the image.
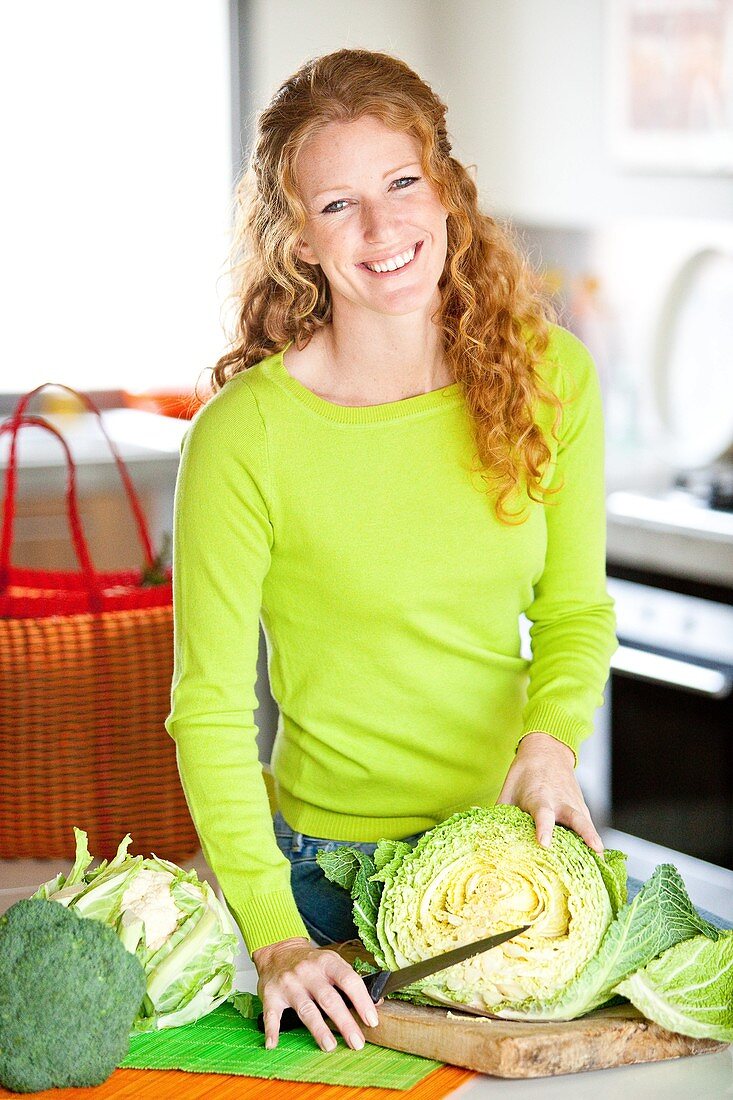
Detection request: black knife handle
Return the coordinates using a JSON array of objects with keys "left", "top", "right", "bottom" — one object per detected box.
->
[
  {"left": 259, "top": 1006, "right": 300, "bottom": 1033},
  {"left": 363, "top": 969, "right": 390, "bottom": 1001},
  {"left": 257, "top": 969, "right": 388, "bottom": 1033}
]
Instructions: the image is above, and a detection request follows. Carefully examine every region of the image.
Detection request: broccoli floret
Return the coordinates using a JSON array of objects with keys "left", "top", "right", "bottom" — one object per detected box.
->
[{"left": 0, "top": 898, "right": 146, "bottom": 1093}]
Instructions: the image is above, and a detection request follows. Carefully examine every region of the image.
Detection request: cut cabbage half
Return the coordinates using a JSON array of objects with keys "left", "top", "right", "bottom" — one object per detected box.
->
[
  {"left": 319, "top": 805, "right": 720, "bottom": 1026},
  {"left": 372, "top": 805, "right": 624, "bottom": 1012}
]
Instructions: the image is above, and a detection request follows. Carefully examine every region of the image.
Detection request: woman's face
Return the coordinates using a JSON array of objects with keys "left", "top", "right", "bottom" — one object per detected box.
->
[{"left": 293, "top": 115, "right": 449, "bottom": 318}]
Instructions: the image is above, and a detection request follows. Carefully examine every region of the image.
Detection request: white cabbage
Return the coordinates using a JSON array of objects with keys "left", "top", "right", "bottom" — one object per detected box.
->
[{"left": 374, "top": 805, "right": 624, "bottom": 1011}]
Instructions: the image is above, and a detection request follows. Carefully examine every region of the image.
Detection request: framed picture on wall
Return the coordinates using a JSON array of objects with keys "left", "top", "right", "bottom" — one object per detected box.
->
[{"left": 604, "top": 0, "right": 733, "bottom": 173}]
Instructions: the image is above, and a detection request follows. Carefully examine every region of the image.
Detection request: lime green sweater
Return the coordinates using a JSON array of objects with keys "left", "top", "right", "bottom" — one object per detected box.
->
[{"left": 166, "top": 324, "right": 617, "bottom": 953}]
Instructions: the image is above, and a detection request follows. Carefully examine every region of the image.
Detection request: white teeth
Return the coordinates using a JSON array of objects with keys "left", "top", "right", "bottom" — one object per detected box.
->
[{"left": 364, "top": 243, "right": 417, "bottom": 273}]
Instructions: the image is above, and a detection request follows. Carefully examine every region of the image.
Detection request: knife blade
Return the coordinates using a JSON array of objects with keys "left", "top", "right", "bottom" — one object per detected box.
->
[
  {"left": 259, "top": 924, "right": 529, "bottom": 1034},
  {"left": 372, "top": 923, "right": 530, "bottom": 998}
]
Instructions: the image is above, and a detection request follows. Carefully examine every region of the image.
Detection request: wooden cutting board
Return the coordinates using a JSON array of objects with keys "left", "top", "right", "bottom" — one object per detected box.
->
[
  {"left": 357, "top": 997, "right": 726, "bottom": 1079},
  {"left": 333, "top": 942, "right": 728, "bottom": 1079}
]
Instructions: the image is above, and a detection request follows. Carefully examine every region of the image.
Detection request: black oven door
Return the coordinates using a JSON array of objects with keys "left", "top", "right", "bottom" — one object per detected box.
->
[{"left": 610, "top": 643, "right": 733, "bottom": 870}]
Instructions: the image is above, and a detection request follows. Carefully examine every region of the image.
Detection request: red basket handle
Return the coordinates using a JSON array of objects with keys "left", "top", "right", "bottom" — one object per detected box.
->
[
  {"left": 6, "top": 383, "right": 157, "bottom": 567},
  {"left": 0, "top": 415, "right": 103, "bottom": 606}
]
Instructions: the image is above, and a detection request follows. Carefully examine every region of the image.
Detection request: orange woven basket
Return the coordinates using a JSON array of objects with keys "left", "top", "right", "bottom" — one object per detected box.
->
[{"left": 0, "top": 384, "right": 199, "bottom": 863}]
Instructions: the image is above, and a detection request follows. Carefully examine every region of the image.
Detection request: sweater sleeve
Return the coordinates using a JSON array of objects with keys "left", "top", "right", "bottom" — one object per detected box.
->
[
  {"left": 165, "top": 377, "right": 309, "bottom": 953},
  {"left": 520, "top": 328, "right": 618, "bottom": 763}
]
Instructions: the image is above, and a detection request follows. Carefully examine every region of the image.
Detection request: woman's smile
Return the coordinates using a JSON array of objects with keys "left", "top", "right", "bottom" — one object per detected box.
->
[{"left": 359, "top": 239, "right": 423, "bottom": 276}]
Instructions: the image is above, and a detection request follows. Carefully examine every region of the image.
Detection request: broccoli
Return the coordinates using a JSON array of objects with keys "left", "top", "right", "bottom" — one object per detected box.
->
[{"left": 0, "top": 898, "right": 146, "bottom": 1093}]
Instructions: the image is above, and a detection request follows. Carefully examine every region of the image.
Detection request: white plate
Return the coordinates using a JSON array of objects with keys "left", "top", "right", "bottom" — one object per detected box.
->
[{"left": 652, "top": 247, "right": 733, "bottom": 468}]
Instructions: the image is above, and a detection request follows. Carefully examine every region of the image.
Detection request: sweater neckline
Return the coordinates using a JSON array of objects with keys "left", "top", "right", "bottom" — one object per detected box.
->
[{"left": 268, "top": 341, "right": 463, "bottom": 424}]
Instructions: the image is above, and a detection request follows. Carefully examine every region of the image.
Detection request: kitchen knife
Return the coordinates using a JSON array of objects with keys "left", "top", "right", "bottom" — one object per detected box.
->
[{"left": 257, "top": 924, "right": 529, "bottom": 1034}]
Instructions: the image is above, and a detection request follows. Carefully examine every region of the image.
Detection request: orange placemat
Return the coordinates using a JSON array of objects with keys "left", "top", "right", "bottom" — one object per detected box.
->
[{"left": 0, "top": 1063, "right": 475, "bottom": 1098}]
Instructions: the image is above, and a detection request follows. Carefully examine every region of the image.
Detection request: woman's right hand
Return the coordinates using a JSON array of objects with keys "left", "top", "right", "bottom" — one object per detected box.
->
[{"left": 251, "top": 936, "right": 380, "bottom": 1052}]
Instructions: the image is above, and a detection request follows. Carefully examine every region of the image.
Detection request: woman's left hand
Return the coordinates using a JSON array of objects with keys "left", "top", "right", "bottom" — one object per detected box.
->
[{"left": 497, "top": 731, "right": 604, "bottom": 854}]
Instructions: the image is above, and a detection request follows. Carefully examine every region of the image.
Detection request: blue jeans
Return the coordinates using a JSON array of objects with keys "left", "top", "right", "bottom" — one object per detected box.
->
[{"left": 273, "top": 811, "right": 425, "bottom": 945}]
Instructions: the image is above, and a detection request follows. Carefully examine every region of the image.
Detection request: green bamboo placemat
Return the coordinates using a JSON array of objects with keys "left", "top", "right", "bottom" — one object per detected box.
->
[{"left": 120, "top": 996, "right": 442, "bottom": 1089}]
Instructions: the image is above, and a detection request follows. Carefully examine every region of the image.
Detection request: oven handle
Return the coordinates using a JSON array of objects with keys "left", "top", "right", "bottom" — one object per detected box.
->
[{"left": 612, "top": 645, "right": 733, "bottom": 699}]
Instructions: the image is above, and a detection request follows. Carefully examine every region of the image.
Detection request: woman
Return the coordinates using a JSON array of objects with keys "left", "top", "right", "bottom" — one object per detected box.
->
[{"left": 166, "top": 48, "right": 617, "bottom": 1054}]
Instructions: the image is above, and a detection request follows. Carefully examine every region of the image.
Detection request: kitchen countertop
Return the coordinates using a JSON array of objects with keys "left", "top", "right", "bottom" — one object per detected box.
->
[
  {"left": 604, "top": 447, "right": 733, "bottom": 587},
  {"left": 449, "top": 1051, "right": 733, "bottom": 1098},
  {"left": 606, "top": 489, "right": 733, "bottom": 587},
  {"left": 1, "top": 827, "right": 731, "bottom": 1095}
]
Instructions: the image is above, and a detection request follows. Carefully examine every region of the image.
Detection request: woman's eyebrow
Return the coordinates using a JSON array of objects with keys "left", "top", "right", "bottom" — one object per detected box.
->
[{"left": 311, "top": 161, "right": 420, "bottom": 202}]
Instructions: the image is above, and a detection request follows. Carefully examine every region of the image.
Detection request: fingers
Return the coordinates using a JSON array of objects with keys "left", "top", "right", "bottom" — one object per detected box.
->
[
  {"left": 500, "top": 785, "right": 604, "bottom": 854},
  {"left": 313, "top": 983, "right": 366, "bottom": 1050},
  {"left": 556, "top": 803, "right": 604, "bottom": 854},
  {"left": 293, "top": 997, "right": 341, "bottom": 1051},
  {"left": 532, "top": 802, "right": 604, "bottom": 854},
  {"left": 261, "top": 1005, "right": 285, "bottom": 1051},
  {"left": 262, "top": 995, "right": 339, "bottom": 1053},
  {"left": 260, "top": 951, "right": 378, "bottom": 1053},
  {"left": 534, "top": 804, "right": 555, "bottom": 848},
  {"left": 331, "top": 964, "right": 380, "bottom": 1030}
]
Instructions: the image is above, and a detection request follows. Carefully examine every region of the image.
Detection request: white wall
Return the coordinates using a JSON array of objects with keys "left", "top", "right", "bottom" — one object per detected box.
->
[
  {"left": 241, "top": 0, "right": 732, "bottom": 225},
  {"left": 243, "top": 0, "right": 438, "bottom": 133},
  {"left": 431, "top": 0, "right": 733, "bottom": 226}
]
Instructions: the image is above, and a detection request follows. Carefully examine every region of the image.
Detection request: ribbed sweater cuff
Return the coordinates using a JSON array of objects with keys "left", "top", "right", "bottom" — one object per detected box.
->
[
  {"left": 229, "top": 889, "right": 310, "bottom": 955},
  {"left": 519, "top": 703, "right": 589, "bottom": 766}
]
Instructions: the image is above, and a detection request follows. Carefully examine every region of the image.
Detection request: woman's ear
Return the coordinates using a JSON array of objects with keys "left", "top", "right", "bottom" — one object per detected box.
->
[{"left": 294, "top": 237, "right": 319, "bottom": 266}]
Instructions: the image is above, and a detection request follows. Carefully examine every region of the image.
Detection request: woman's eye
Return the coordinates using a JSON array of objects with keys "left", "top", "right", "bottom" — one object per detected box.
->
[
  {"left": 392, "top": 176, "right": 420, "bottom": 190},
  {"left": 321, "top": 177, "right": 420, "bottom": 215}
]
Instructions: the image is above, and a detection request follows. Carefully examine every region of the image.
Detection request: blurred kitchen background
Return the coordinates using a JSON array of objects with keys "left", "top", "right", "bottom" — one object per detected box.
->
[{"left": 2, "top": 0, "right": 732, "bottom": 877}]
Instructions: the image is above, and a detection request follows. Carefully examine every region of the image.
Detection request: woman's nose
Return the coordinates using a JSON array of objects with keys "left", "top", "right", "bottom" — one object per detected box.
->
[{"left": 359, "top": 199, "right": 401, "bottom": 243}]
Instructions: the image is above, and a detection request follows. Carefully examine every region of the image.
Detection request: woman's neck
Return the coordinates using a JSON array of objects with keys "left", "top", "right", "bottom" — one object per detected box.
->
[{"left": 304, "top": 306, "right": 452, "bottom": 405}]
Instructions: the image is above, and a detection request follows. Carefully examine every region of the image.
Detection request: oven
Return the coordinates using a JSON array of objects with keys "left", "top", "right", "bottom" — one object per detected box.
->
[{"left": 607, "top": 565, "right": 733, "bottom": 870}]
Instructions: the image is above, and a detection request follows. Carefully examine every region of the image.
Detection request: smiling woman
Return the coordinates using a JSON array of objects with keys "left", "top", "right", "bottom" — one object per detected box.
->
[
  {"left": 215, "top": 54, "right": 569, "bottom": 495},
  {"left": 166, "top": 48, "right": 617, "bottom": 1056}
]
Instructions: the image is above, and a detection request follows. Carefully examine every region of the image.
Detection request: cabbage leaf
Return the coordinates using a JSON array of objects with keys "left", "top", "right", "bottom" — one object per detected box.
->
[{"left": 615, "top": 931, "right": 733, "bottom": 1041}]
